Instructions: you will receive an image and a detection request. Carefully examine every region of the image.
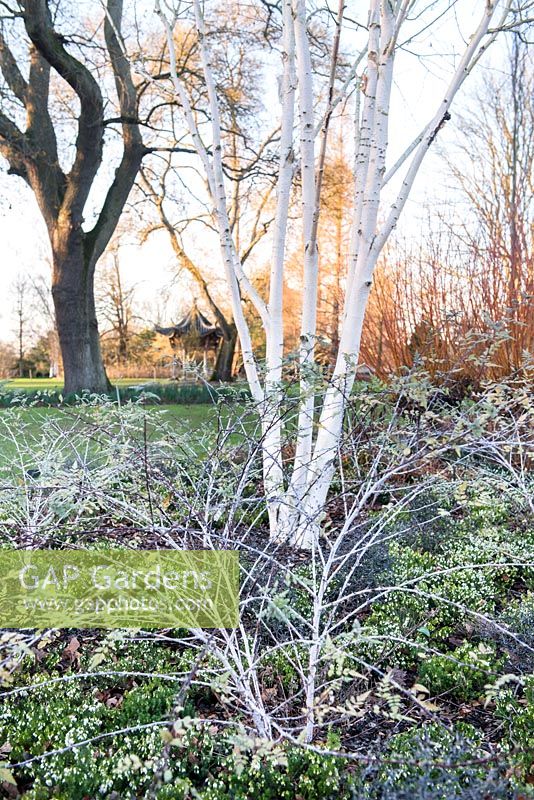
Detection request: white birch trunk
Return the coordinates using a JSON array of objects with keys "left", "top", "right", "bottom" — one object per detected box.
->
[
  {"left": 280, "top": 0, "right": 346, "bottom": 542},
  {"left": 287, "top": 0, "right": 319, "bottom": 510},
  {"left": 262, "top": 0, "right": 296, "bottom": 531}
]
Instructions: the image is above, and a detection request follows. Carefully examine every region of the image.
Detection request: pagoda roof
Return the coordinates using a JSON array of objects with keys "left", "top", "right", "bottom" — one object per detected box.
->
[{"left": 155, "top": 304, "right": 222, "bottom": 340}]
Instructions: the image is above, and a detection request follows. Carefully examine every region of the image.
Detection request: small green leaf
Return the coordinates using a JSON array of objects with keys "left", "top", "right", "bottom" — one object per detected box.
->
[{"left": 88, "top": 650, "right": 107, "bottom": 670}]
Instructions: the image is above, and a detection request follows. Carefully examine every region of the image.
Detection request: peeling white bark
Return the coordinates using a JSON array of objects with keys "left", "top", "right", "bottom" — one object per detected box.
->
[
  {"left": 263, "top": 0, "right": 296, "bottom": 531},
  {"left": 288, "top": 0, "right": 320, "bottom": 509}
]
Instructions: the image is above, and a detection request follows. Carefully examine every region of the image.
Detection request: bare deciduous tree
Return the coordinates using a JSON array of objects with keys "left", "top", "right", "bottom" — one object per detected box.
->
[
  {"left": 139, "top": 163, "right": 239, "bottom": 382},
  {"left": 97, "top": 246, "right": 137, "bottom": 367},
  {"left": 448, "top": 35, "right": 534, "bottom": 371},
  {"left": 30, "top": 272, "right": 61, "bottom": 378},
  {"left": 0, "top": 0, "right": 145, "bottom": 393},
  {"left": 358, "top": 39, "right": 534, "bottom": 381},
  {"left": 10, "top": 275, "right": 29, "bottom": 377}
]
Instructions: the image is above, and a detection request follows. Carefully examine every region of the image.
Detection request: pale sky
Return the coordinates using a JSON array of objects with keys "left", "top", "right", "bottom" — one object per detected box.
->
[{"left": 0, "top": 1, "right": 512, "bottom": 343}]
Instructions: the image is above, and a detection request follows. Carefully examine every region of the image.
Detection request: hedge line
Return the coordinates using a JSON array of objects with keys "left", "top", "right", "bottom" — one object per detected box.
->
[{"left": 0, "top": 382, "right": 251, "bottom": 408}]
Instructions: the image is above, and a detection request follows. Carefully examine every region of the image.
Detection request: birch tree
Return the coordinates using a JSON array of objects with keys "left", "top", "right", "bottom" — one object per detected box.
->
[{"left": 156, "top": 0, "right": 531, "bottom": 548}]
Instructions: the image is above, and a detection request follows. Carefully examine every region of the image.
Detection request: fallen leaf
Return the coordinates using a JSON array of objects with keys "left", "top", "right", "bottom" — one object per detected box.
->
[
  {"left": 61, "top": 637, "right": 81, "bottom": 666},
  {"left": 412, "top": 683, "right": 430, "bottom": 695},
  {"left": 0, "top": 766, "right": 17, "bottom": 786}
]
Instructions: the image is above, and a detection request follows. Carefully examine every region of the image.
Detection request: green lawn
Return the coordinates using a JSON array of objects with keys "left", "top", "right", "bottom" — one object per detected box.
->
[
  {"left": 0, "top": 402, "right": 256, "bottom": 468},
  {"left": 4, "top": 377, "right": 172, "bottom": 391}
]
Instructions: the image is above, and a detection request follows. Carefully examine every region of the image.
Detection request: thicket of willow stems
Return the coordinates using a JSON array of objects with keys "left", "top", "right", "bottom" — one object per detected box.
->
[
  {"left": 152, "top": 0, "right": 532, "bottom": 549},
  {"left": 361, "top": 35, "right": 533, "bottom": 380}
]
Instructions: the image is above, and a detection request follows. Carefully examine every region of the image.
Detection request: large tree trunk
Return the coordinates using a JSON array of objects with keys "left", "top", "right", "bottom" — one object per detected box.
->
[
  {"left": 211, "top": 325, "right": 237, "bottom": 382},
  {"left": 52, "top": 230, "right": 110, "bottom": 395}
]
